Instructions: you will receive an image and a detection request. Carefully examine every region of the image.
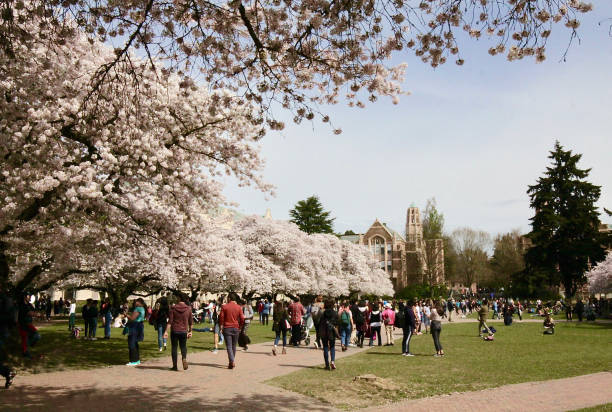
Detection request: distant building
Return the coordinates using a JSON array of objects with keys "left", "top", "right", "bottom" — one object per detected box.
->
[{"left": 340, "top": 207, "right": 445, "bottom": 292}]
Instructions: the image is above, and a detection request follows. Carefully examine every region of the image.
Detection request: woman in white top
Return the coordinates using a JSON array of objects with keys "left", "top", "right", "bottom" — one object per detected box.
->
[{"left": 422, "top": 302, "right": 431, "bottom": 334}]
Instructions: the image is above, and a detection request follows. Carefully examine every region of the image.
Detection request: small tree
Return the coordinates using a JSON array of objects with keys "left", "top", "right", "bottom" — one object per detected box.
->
[
  {"left": 422, "top": 198, "right": 445, "bottom": 285},
  {"left": 523, "top": 142, "right": 608, "bottom": 299},
  {"left": 289, "top": 196, "right": 335, "bottom": 234}
]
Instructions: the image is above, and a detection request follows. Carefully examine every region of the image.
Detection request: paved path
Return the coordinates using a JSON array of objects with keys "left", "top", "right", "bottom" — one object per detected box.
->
[
  {"left": 2, "top": 325, "right": 610, "bottom": 412},
  {"left": 367, "top": 372, "right": 612, "bottom": 412}
]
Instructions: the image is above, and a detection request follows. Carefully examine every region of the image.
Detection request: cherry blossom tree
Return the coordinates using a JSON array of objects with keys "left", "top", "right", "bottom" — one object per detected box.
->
[
  {"left": 0, "top": 0, "right": 594, "bottom": 129},
  {"left": 587, "top": 252, "right": 612, "bottom": 295},
  {"left": 0, "top": 17, "right": 269, "bottom": 295}
]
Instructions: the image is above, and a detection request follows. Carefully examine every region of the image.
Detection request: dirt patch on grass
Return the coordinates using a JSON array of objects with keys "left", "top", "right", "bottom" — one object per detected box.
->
[{"left": 311, "top": 375, "right": 404, "bottom": 410}]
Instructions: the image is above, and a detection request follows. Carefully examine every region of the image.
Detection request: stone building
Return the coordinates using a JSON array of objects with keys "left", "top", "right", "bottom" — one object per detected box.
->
[{"left": 340, "top": 207, "right": 445, "bottom": 293}]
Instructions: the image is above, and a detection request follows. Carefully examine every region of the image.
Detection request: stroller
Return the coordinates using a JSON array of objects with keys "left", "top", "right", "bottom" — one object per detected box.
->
[{"left": 298, "top": 314, "right": 314, "bottom": 346}]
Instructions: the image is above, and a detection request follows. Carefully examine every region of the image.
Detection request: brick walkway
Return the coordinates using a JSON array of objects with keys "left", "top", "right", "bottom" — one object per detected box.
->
[
  {"left": 1, "top": 328, "right": 610, "bottom": 412},
  {"left": 367, "top": 372, "right": 612, "bottom": 412}
]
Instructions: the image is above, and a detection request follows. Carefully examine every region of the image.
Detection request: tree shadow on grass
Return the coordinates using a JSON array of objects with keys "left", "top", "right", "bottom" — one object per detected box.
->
[{"left": 0, "top": 384, "right": 335, "bottom": 412}]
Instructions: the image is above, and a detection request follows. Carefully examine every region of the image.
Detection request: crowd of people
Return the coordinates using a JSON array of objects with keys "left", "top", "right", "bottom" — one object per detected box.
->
[{"left": 1, "top": 285, "right": 610, "bottom": 389}]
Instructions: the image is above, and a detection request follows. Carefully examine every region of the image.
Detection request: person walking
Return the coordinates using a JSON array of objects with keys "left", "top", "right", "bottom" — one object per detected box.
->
[
  {"left": 369, "top": 303, "right": 382, "bottom": 346},
  {"left": 262, "top": 300, "right": 271, "bottom": 326},
  {"left": 478, "top": 299, "right": 492, "bottom": 337},
  {"left": 240, "top": 300, "right": 253, "bottom": 351},
  {"left": 429, "top": 301, "right": 444, "bottom": 356},
  {"left": 447, "top": 299, "right": 454, "bottom": 322},
  {"left": 318, "top": 300, "right": 340, "bottom": 370},
  {"left": 211, "top": 299, "right": 224, "bottom": 354},
  {"left": 126, "top": 298, "right": 146, "bottom": 366},
  {"left": 288, "top": 297, "right": 305, "bottom": 347},
  {"left": 101, "top": 298, "right": 113, "bottom": 339},
  {"left": 338, "top": 302, "right": 353, "bottom": 351},
  {"left": 272, "top": 301, "right": 289, "bottom": 356},
  {"left": 354, "top": 301, "right": 368, "bottom": 348},
  {"left": 402, "top": 300, "right": 416, "bottom": 356},
  {"left": 164, "top": 293, "right": 193, "bottom": 371},
  {"left": 311, "top": 296, "right": 324, "bottom": 349},
  {"left": 219, "top": 293, "right": 245, "bottom": 369},
  {"left": 382, "top": 303, "right": 395, "bottom": 346},
  {"left": 155, "top": 297, "right": 170, "bottom": 351}
]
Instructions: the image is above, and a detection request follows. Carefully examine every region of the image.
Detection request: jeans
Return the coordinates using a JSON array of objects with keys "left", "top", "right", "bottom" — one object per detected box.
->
[
  {"left": 128, "top": 333, "right": 139, "bottom": 362},
  {"left": 89, "top": 318, "right": 97, "bottom": 338},
  {"left": 157, "top": 324, "right": 167, "bottom": 349},
  {"left": 104, "top": 312, "right": 113, "bottom": 338},
  {"left": 171, "top": 331, "right": 188, "bottom": 367},
  {"left": 356, "top": 329, "right": 365, "bottom": 347},
  {"left": 274, "top": 329, "right": 287, "bottom": 346},
  {"left": 339, "top": 324, "right": 351, "bottom": 347},
  {"left": 262, "top": 313, "right": 269, "bottom": 325},
  {"left": 431, "top": 327, "right": 443, "bottom": 352},
  {"left": 214, "top": 323, "right": 224, "bottom": 344},
  {"left": 322, "top": 338, "right": 336, "bottom": 367},
  {"left": 402, "top": 328, "right": 412, "bottom": 354},
  {"left": 369, "top": 326, "right": 382, "bottom": 346},
  {"left": 222, "top": 327, "right": 239, "bottom": 363}
]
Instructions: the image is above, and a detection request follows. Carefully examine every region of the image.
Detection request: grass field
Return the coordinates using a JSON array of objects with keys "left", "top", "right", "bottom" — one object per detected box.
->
[
  {"left": 268, "top": 321, "right": 612, "bottom": 410},
  {"left": 9, "top": 318, "right": 276, "bottom": 374},
  {"left": 571, "top": 404, "right": 612, "bottom": 412}
]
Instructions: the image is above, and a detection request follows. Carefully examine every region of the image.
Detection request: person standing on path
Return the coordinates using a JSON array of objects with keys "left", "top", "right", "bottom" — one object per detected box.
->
[
  {"left": 382, "top": 303, "right": 395, "bottom": 346},
  {"left": 318, "top": 300, "right": 340, "bottom": 370},
  {"left": 164, "top": 293, "right": 193, "bottom": 371},
  {"left": 429, "top": 302, "right": 444, "bottom": 357},
  {"left": 211, "top": 299, "right": 224, "bottom": 354},
  {"left": 240, "top": 300, "right": 253, "bottom": 351},
  {"left": 338, "top": 301, "right": 353, "bottom": 351},
  {"left": 272, "top": 301, "right": 289, "bottom": 356},
  {"left": 369, "top": 303, "right": 382, "bottom": 346},
  {"left": 288, "top": 297, "right": 305, "bottom": 347},
  {"left": 155, "top": 297, "right": 170, "bottom": 351},
  {"left": 219, "top": 293, "right": 245, "bottom": 369},
  {"left": 354, "top": 301, "right": 368, "bottom": 348},
  {"left": 478, "top": 299, "right": 492, "bottom": 337},
  {"left": 262, "top": 300, "right": 271, "bottom": 326},
  {"left": 401, "top": 300, "right": 416, "bottom": 356},
  {"left": 126, "top": 298, "right": 146, "bottom": 366}
]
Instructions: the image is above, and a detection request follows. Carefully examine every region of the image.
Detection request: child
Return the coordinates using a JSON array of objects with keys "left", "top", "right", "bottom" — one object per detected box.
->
[{"left": 543, "top": 312, "right": 555, "bottom": 335}]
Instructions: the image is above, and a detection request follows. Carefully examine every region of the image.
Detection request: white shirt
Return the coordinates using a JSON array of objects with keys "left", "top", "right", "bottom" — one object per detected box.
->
[{"left": 69, "top": 303, "right": 76, "bottom": 315}]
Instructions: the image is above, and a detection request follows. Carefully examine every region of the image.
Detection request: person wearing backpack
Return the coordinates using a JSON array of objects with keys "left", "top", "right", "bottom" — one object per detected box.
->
[
  {"left": 319, "top": 300, "right": 340, "bottom": 370},
  {"left": 402, "top": 300, "right": 417, "bottom": 356},
  {"left": 338, "top": 301, "right": 353, "bottom": 351}
]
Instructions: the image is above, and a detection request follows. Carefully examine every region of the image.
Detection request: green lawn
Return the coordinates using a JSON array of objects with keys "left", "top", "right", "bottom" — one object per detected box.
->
[
  {"left": 9, "top": 319, "right": 276, "bottom": 374},
  {"left": 268, "top": 322, "right": 612, "bottom": 410},
  {"left": 571, "top": 404, "right": 612, "bottom": 412}
]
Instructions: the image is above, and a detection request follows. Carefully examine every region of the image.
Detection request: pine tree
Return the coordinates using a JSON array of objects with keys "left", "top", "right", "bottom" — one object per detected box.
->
[
  {"left": 289, "top": 196, "right": 335, "bottom": 234},
  {"left": 523, "top": 142, "right": 608, "bottom": 298}
]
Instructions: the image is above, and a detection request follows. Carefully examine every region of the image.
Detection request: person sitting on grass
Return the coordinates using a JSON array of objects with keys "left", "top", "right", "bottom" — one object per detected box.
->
[{"left": 543, "top": 312, "right": 555, "bottom": 335}]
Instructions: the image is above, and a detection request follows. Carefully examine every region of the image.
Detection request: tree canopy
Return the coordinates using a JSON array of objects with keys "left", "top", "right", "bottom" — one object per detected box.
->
[
  {"left": 523, "top": 142, "right": 608, "bottom": 298},
  {"left": 289, "top": 195, "right": 335, "bottom": 234}
]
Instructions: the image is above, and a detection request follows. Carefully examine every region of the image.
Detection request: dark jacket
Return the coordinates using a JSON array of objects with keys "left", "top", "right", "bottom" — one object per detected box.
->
[
  {"left": 155, "top": 306, "right": 169, "bottom": 328},
  {"left": 403, "top": 306, "right": 417, "bottom": 331},
  {"left": 318, "top": 308, "right": 339, "bottom": 340},
  {"left": 168, "top": 302, "right": 193, "bottom": 333},
  {"left": 272, "top": 306, "right": 289, "bottom": 332}
]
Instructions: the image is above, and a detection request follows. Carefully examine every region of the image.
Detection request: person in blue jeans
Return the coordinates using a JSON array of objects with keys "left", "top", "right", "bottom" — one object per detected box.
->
[
  {"left": 318, "top": 300, "right": 340, "bottom": 370},
  {"left": 155, "top": 297, "right": 170, "bottom": 351},
  {"left": 338, "top": 302, "right": 353, "bottom": 351},
  {"left": 126, "top": 298, "right": 146, "bottom": 366},
  {"left": 101, "top": 298, "right": 113, "bottom": 339}
]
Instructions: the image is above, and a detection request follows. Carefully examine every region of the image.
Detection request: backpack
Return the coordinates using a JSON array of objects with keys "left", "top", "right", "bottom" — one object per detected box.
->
[
  {"left": 353, "top": 310, "right": 365, "bottom": 326},
  {"left": 340, "top": 310, "right": 350, "bottom": 327},
  {"left": 395, "top": 310, "right": 405, "bottom": 329}
]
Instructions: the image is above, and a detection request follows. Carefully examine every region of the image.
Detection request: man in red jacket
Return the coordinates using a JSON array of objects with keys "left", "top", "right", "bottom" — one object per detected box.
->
[{"left": 219, "top": 293, "right": 245, "bottom": 369}]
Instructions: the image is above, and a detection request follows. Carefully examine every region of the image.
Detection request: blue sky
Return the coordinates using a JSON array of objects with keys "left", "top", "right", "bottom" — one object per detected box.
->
[{"left": 223, "top": 4, "right": 612, "bottom": 238}]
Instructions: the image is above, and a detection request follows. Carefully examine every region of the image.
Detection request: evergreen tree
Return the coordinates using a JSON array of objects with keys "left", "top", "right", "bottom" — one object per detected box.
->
[
  {"left": 289, "top": 196, "right": 335, "bottom": 234},
  {"left": 522, "top": 142, "right": 608, "bottom": 298}
]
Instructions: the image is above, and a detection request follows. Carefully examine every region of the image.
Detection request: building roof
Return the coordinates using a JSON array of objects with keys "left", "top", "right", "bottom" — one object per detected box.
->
[{"left": 339, "top": 234, "right": 361, "bottom": 244}]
